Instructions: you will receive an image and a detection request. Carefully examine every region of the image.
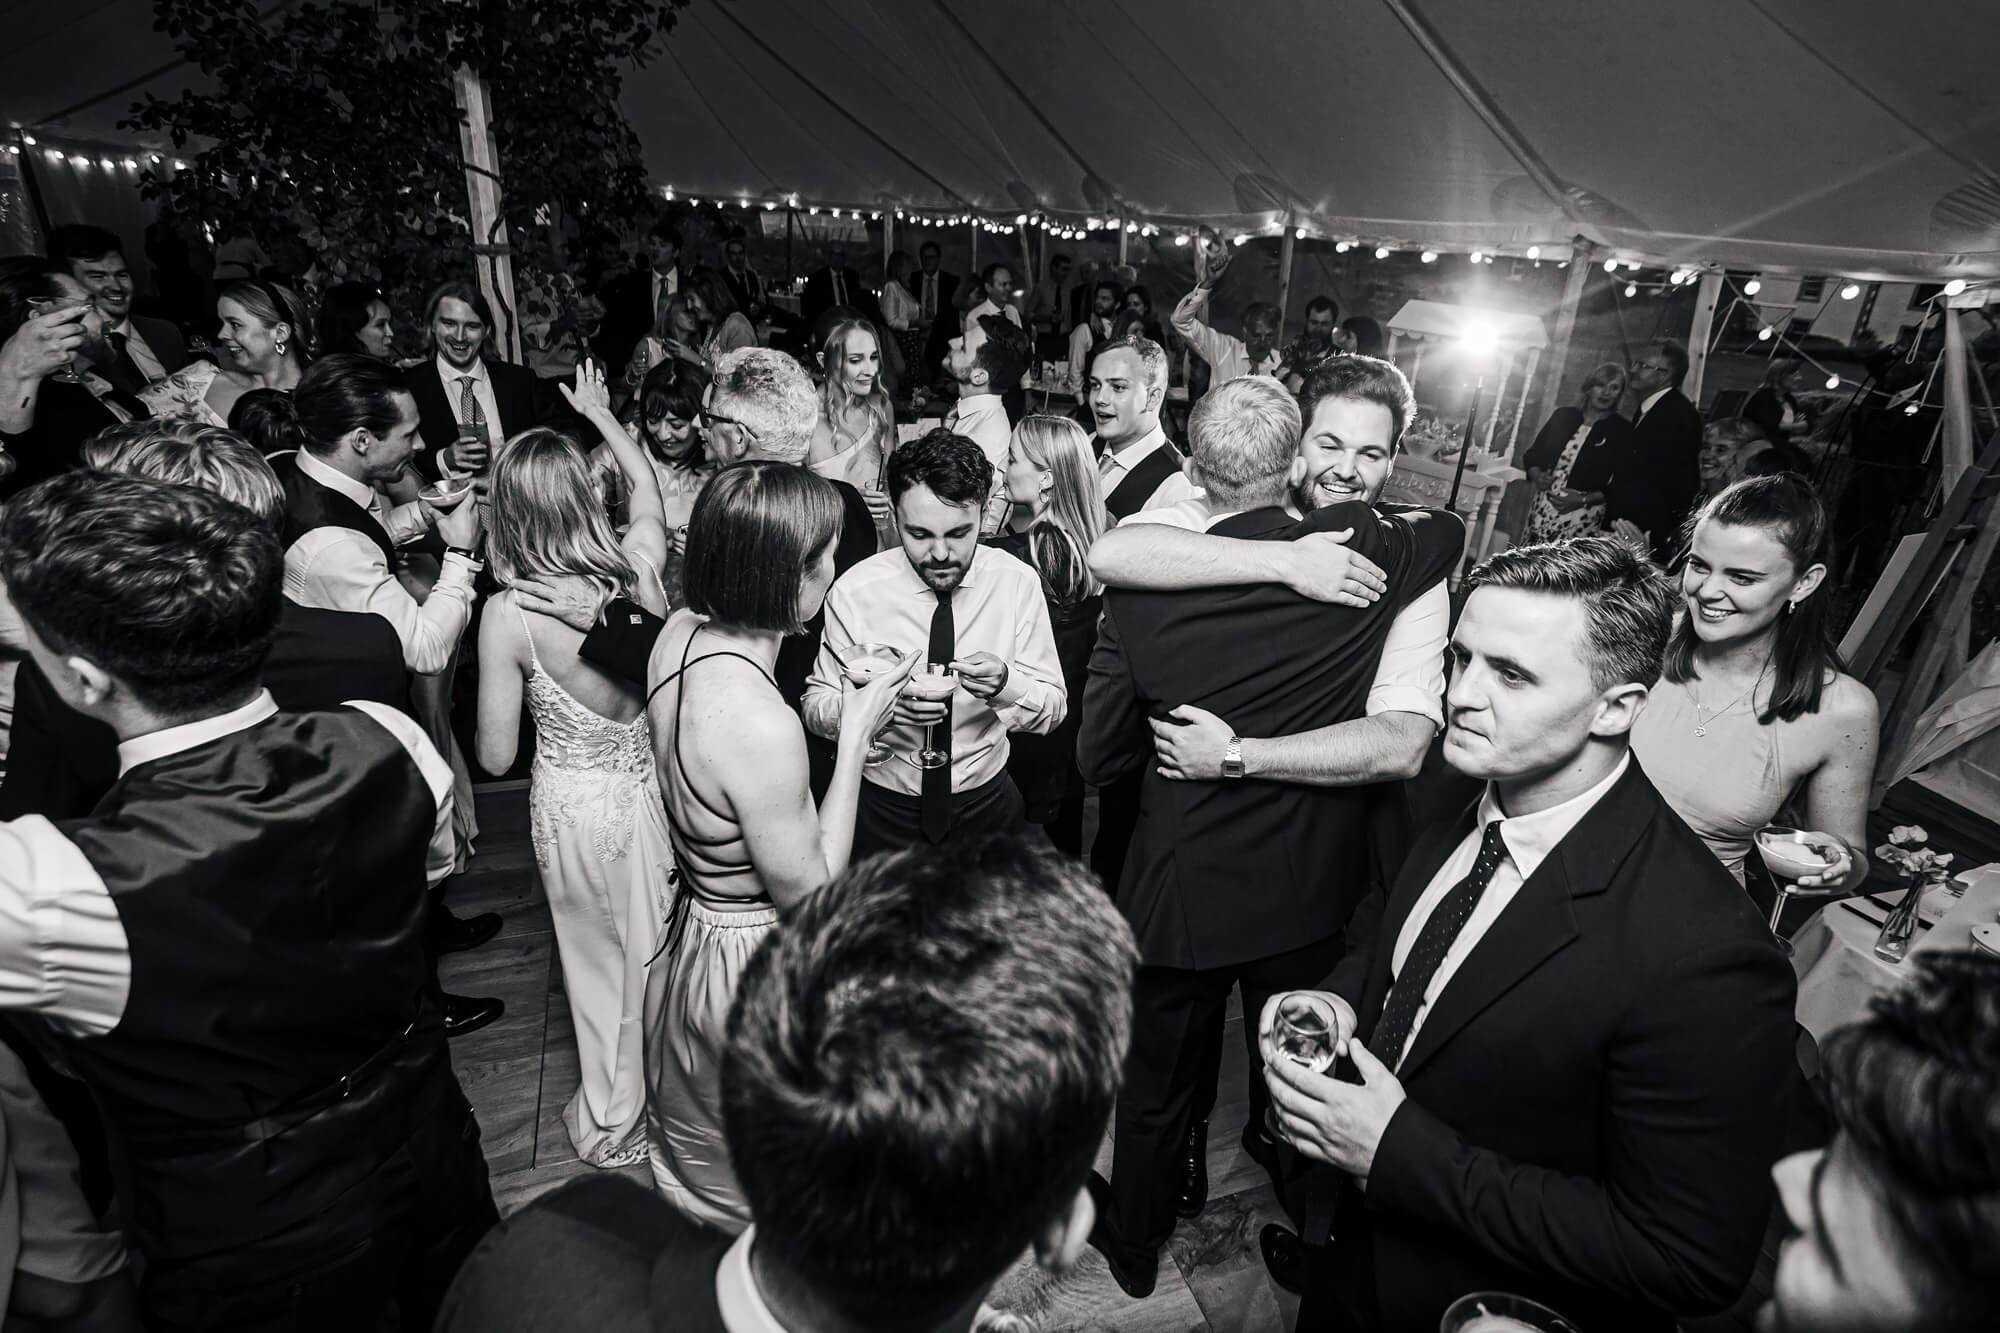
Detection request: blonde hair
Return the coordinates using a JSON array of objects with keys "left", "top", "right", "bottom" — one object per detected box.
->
[
  {"left": 1188, "top": 377, "right": 1300, "bottom": 507},
  {"left": 486, "top": 427, "right": 640, "bottom": 611},
  {"left": 1009, "top": 414, "right": 1106, "bottom": 604},
  {"left": 817, "top": 316, "right": 894, "bottom": 463},
  {"left": 90, "top": 422, "right": 285, "bottom": 528}
]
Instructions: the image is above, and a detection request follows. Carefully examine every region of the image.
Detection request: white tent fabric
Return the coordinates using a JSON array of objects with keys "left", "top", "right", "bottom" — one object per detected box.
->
[{"left": 4, "top": 0, "right": 1998, "bottom": 280}]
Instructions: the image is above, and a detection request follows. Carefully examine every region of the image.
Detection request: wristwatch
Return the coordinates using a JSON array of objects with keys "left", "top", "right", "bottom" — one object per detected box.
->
[
  {"left": 446, "top": 544, "right": 483, "bottom": 565},
  {"left": 1220, "top": 735, "right": 1245, "bottom": 780}
]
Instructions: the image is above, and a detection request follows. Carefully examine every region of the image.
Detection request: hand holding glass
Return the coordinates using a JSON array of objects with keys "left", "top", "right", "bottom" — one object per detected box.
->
[
  {"left": 24, "top": 298, "right": 90, "bottom": 384},
  {"left": 1757, "top": 825, "right": 1851, "bottom": 953},
  {"left": 837, "top": 642, "right": 903, "bottom": 764},
  {"left": 905, "top": 666, "right": 956, "bottom": 771}
]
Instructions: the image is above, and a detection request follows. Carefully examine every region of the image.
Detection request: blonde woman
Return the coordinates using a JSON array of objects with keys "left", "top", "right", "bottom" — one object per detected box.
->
[
  {"left": 474, "top": 360, "right": 673, "bottom": 1168},
  {"left": 140, "top": 280, "right": 310, "bottom": 425},
  {"left": 623, "top": 293, "right": 704, "bottom": 392},
  {"left": 1520, "top": 361, "right": 1632, "bottom": 542},
  {"left": 807, "top": 314, "right": 898, "bottom": 546},
  {"left": 989, "top": 414, "right": 1107, "bottom": 853}
]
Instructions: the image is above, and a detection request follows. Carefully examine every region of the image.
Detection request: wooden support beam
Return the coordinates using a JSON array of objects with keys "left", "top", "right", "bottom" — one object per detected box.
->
[{"left": 452, "top": 65, "right": 521, "bottom": 364}]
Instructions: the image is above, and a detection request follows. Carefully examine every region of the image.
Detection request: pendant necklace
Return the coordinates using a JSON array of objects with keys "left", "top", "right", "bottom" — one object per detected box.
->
[{"left": 1690, "top": 663, "right": 1768, "bottom": 738}]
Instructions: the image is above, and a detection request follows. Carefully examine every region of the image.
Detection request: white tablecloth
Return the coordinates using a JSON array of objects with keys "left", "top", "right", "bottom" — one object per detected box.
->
[{"left": 1792, "top": 863, "right": 2000, "bottom": 1042}]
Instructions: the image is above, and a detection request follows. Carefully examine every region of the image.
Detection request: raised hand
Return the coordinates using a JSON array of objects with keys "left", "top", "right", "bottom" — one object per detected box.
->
[{"left": 559, "top": 358, "right": 614, "bottom": 418}]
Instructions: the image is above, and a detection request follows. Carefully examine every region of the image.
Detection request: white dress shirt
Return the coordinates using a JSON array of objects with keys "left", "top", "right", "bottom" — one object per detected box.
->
[
  {"left": 651, "top": 267, "right": 681, "bottom": 316},
  {"left": 435, "top": 353, "right": 505, "bottom": 452},
  {"left": 0, "top": 691, "right": 456, "bottom": 1039},
  {"left": 803, "top": 545, "right": 1066, "bottom": 798},
  {"left": 285, "top": 450, "right": 478, "bottom": 675},
  {"left": 111, "top": 318, "right": 167, "bottom": 383},
  {"left": 714, "top": 1228, "right": 784, "bottom": 1333},
  {"left": 1171, "top": 287, "right": 1280, "bottom": 383},
  {"left": 1068, "top": 315, "right": 1116, "bottom": 385},
  {"left": 1383, "top": 753, "right": 1631, "bottom": 1066},
  {"left": 1097, "top": 425, "right": 1203, "bottom": 514},
  {"left": 947, "top": 392, "right": 1015, "bottom": 532},
  {"left": 880, "top": 280, "right": 920, "bottom": 332},
  {"left": 1117, "top": 502, "right": 1451, "bottom": 728}
]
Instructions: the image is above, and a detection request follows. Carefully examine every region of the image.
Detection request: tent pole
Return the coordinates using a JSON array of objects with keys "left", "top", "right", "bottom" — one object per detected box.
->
[
  {"left": 1941, "top": 304, "right": 1975, "bottom": 492},
  {"left": 1508, "top": 346, "right": 1541, "bottom": 462},
  {"left": 453, "top": 65, "right": 522, "bottom": 363},
  {"left": 1685, "top": 271, "right": 1725, "bottom": 406},
  {"left": 1277, "top": 223, "right": 1296, "bottom": 333},
  {"left": 1482, "top": 349, "right": 1512, "bottom": 453},
  {"left": 1531, "top": 236, "right": 1593, "bottom": 433},
  {"left": 970, "top": 218, "right": 979, "bottom": 272},
  {"left": 883, "top": 211, "right": 893, "bottom": 273},
  {"left": 1118, "top": 211, "right": 1129, "bottom": 266}
]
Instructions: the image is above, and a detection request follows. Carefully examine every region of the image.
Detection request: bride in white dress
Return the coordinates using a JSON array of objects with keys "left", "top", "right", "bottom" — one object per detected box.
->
[{"left": 474, "top": 361, "right": 675, "bottom": 1167}]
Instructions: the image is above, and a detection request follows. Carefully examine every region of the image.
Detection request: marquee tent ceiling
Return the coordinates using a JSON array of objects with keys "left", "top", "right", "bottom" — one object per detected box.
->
[{"left": 6, "top": 0, "right": 1998, "bottom": 280}]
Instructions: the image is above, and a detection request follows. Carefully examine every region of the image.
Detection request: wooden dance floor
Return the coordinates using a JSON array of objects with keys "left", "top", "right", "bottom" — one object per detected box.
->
[{"left": 446, "top": 782, "right": 1297, "bottom": 1332}]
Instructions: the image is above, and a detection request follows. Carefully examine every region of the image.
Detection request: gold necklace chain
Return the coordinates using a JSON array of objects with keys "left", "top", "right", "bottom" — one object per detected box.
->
[{"left": 1690, "top": 663, "right": 1770, "bottom": 738}]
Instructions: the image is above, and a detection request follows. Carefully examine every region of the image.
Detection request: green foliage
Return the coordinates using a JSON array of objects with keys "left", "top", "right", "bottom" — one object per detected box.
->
[{"left": 125, "top": 0, "right": 686, "bottom": 337}]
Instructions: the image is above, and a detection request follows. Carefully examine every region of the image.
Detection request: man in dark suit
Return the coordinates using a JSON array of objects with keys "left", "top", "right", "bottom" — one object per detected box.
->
[
  {"left": 0, "top": 261, "right": 150, "bottom": 500},
  {"left": 1263, "top": 536, "right": 1797, "bottom": 1333},
  {"left": 1078, "top": 376, "right": 1465, "bottom": 1299},
  {"left": 597, "top": 220, "right": 684, "bottom": 375},
  {"left": 437, "top": 837, "right": 1138, "bottom": 1331},
  {"left": 0, "top": 426, "right": 410, "bottom": 821},
  {"left": 47, "top": 223, "right": 189, "bottom": 392},
  {"left": 1605, "top": 337, "right": 1703, "bottom": 563},
  {"left": 914, "top": 239, "right": 961, "bottom": 385},
  {"left": 799, "top": 239, "right": 881, "bottom": 334},
  {"left": 403, "top": 280, "right": 557, "bottom": 483}
]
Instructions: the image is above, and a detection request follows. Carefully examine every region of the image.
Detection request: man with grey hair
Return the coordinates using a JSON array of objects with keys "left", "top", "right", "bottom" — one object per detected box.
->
[
  {"left": 697, "top": 345, "right": 820, "bottom": 465},
  {"left": 1077, "top": 375, "right": 1465, "bottom": 1299},
  {"left": 1263, "top": 537, "right": 1795, "bottom": 1333}
]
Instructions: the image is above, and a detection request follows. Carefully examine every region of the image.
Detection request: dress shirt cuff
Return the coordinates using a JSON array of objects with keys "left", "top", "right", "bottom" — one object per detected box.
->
[
  {"left": 438, "top": 551, "right": 484, "bottom": 581},
  {"left": 990, "top": 669, "right": 1028, "bottom": 710},
  {"left": 1365, "top": 685, "right": 1444, "bottom": 729},
  {"left": 384, "top": 500, "right": 434, "bottom": 548}
]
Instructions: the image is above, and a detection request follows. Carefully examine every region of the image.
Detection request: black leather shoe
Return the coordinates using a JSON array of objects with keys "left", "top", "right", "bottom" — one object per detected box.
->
[
  {"left": 1175, "top": 1116, "right": 1210, "bottom": 1218},
  {"left": 434, "top": 911, "right": 503, "bottom": 955},
  {"left": 442, "top": 993, "right": 505, "bottom": 1037},
  {"left": 1260, "top": 1223, "right": 1309, "bottom": 1295},
  {"left": 1084, "top": 1171, "right": 1158, "bottom": 1300}
]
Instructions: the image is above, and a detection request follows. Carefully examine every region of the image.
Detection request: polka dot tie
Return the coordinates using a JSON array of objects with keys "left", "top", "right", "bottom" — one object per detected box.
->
[{"left": 1371, "top": 821, "right": 1509, "bottom": 1072}]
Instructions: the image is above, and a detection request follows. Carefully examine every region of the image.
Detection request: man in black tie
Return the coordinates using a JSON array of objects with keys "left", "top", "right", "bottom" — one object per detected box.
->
[
  {"left": 0, "top": 472, "right": 498, "bottom": 1331},
  {"left": 48, "top": 223, "right": 189, "bottom": 392},
  {"left": 800, "top": 240, "right": 880, "bottom": 333},
  {"left": 0, "top": 260, "right": 151, "bottom": 500},
  {"left": 1605, "top": 337, "right": 1703, "bottom": 563},
  {"left": 803, "top": 432, "right": 1065, "bottom": 856},
  {"left": 1262, "top": 537, "right": 1796, "bottom": 1332},
  {"left": 1077, "top": 376, "right": 1464, "bottom": 1299}
]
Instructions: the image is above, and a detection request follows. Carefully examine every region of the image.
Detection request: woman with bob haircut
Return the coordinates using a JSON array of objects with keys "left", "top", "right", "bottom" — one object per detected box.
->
[
  {"left": 639, "top": 459, "right": 913, "bottom": 1229},
  {"left": 474, "top": 360, "right": 674, "bottom": 1168}
]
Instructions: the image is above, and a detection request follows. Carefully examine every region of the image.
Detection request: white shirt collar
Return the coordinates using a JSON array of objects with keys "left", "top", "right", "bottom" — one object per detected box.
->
[
  {"left": 954, "top": 392, "right": 1006, "bottom": 418},
  {"left": 1638, "top": 386, "right": 1670, "bottom": 419},
  {"left": 1476, "top": 752, "right": 1631, "bottom": 883},
  {"left": 714, "top": 1227, "right": 788, "bottom": 1333},
  {"left": 294, "top": 447, "right": 380, "bottom": 512},
  {"left": 435, "top": 352, "right": 488, "bottom": 386},
  {"left": 1107, "top": 422, "right": 1168, "bottom": 467},
  {"left": 116, "top": 691, "right": 279, "bottom": 777}
]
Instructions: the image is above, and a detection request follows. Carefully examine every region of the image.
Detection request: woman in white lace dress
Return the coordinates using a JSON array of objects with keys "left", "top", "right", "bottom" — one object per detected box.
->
[
  {"left": 474, "top": 360, "right": 674, "bottom": 1168},
  {"left": 140, "top": 281, "right": 309, "bottom": 426}
]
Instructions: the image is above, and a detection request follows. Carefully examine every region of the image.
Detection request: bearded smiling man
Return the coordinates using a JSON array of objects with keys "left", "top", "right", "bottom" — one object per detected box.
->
[{"left": 803, "top": 430, "right": 1065, "bottom": 858}]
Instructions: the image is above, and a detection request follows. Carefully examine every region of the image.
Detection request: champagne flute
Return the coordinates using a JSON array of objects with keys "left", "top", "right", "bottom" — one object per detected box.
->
[
  {"left": 25, "top": 297, "right": 90, "bottom": 384},
  {"left": 1756, "top": 824, "right": 1851, "bottom": 955},
  {"left": 906, "top": 664, "right": 956, "bottom": 771},
  {"left": 836, "top": 642, "right": 901, "bottom": 765}
]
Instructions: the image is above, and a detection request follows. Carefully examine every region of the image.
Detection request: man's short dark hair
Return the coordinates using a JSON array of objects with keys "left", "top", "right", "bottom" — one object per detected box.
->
[
  {"left": 0, "top": 471, "right": 282, "bottom": 716},
  {"left": 1652, "top": 337, "right": 1690, "bottom": 388},
  {"left": 918, "top": 240, "right": 941, "bottom": 259},
  {"left": 46, "top": 223, "right": 125, "bottom": 269},
  {"left": 1819, "top": 952, "right": 2000, "bottom": 1329},
  {"left": 293, "top": 353, "right": 410, "bottom": 457},
  {"left": 979, "top": 262, "right": 1011, "bottom": 288},
  {"left": 971, "top": 313, "right": 1030, "bottom": 396},
  {"left": 723, "top": 836, "right": 1136, "bottom": 1328},
  {"left": 1304, "top": 294, "right": 1339, "bottom": 323},
  {"left": 1298, "top": 354, "right": 1418, "bottom": 447},
  {"left": 1465, "top": 535, "right": 1676, "bottom": 691},
  {"left": 1090, "top": 278, "right": 1123, "bottom": 307},
  {"left": 886, "top": 429, "right": 992, "bottom": 508},
  {"left": 646, "top": 220, "right": 683, "bottom": 250},
  {"left": 1049, "top": 252, "right": 1072, "bottom": 274},
  {"left": 682, "top": 461, "right": 842, "bottom": 634}
]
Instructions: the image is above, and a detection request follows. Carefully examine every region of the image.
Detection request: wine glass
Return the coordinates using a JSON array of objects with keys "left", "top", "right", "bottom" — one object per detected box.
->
[
  {"left": 25, "top": 296, "right": 90, "bottom": 384},
  {"left": 1440, "top": 1291, "right": 1581, "bottom": 1333},
  {"left": 836, "top": 641, "right": 901, "bottom": 765},
  {"left": 1756, "top": 824, "right": 1851, "bottom": 955},
  {"left": 1263, "top": 993, "right": 1339, "bottom": 1143},
  {"left": 906, "top": 665, "right": 956, "bottom": 771}
]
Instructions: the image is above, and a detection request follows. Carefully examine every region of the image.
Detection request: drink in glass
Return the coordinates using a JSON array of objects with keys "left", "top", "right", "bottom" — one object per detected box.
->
[
  {"left": 1441, "top": 1291, "right": 1581, "bottom": 1333},
  {"left": 1755, "top": 825, "right": 1849, "bottom": 953},
  {"left": 836, "top": 642, "right": 901, "bottom": 765},
  {"left": 1273, "top": 995, "right": 1337, "bottom": 1073},
  {"left": 25, "top": 297, "right": 91, "bottom": 384},
  {"left": 905, "top": 666, "right": 956, "bottom": 771}
]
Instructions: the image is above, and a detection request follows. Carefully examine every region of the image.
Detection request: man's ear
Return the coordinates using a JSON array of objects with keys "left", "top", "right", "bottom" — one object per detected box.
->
[
  {"left": 65, "top": 655, "right": 119, "bottom": 709},
  {"left": 1591, "top": 681, "right": 1651, "bottom": 739}
]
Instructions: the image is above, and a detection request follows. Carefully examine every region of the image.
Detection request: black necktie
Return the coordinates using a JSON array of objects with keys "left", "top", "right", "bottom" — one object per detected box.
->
[
  {"left": 1372, "top": 822, "right": 1509, "bottom": 1071},
  {"left": 921, "top": 590, "right": 955, "bottom": 843}
]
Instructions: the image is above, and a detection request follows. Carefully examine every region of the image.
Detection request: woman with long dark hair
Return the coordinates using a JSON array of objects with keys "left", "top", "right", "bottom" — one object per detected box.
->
[
  {"left": 315, "top": 282, "right": 397, "bottom": 361},
  {"left": 595, "top": 359, "right": 712, "bottom": 587},
  {"left": 989, "top": 414, "right": 1106, "bottom": 853},
  {"left": 1631, "top": 475, "right": 1878, "bottom": 892}
]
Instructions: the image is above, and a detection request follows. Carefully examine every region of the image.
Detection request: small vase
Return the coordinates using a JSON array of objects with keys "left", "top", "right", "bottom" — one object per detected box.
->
[{"left": 1873, "top": 878, "right": 1928, "bottom": 962}]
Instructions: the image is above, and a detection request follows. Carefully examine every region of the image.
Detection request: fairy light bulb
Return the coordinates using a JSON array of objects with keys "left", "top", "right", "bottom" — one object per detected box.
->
[
  {"left": 1624, "top": 283, "right": 1638, "bottom": 298},
  {"left": 1943, "top": 279, "right": 1968, "bottom": 297},
  {"left": 1825, "top": 374, "right": 1841, "bottom": 389},
  {"left": 1757, "top": 326, "right": 1774, "bottom": 341},
  {"left": 1374, "top": 245, "right": 1391, "bottom": 259},
  {"left": 1526, "top": 245, "right": 1541, "bottom": 260},
  {"left": 1420, "top": 250, "right": 1437, "bottom": 263},
  {"left": 1743, "top": 278, "right": 1762, "bottom": 296},
  {"left": 1839, "top": 283, "right": 1860, "bottom": 300}
]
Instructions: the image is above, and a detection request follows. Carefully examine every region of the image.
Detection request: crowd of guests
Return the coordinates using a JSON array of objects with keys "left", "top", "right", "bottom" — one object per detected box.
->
[{"left": 0, "top": 215, "right": 1991, "bottom": 1333}]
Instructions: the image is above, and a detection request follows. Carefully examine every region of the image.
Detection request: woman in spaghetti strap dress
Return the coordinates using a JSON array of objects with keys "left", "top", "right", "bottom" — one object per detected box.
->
[
  {"left": 475, "top": 361, "right": 675, "bottom": 1168},
  {"left": 1632, "top": 476, "right": 1878, "bottom": 901},
  {"left": 642, "top": 462, "right": 914, "bottom": 1230},
  {"left": 807, "top": 314, "right": 898, "bottom": 550}
]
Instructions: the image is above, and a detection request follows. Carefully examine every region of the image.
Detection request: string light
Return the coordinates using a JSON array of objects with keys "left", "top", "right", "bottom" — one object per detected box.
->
[
  {"left": 1335, "top": 241, "right": 1352, "bottom": 253},
  {"left": 1604, "top": 258, "right": 1620, "bottom": 272},
  {"left": 1904, "top": 402, "right": 1921, "bottom": 415},
  {"left": 1826, "top": 374, "right": 1842, "bottom": 389},
  {"left": 1943, "top": 279, "right": 1968, "bottom": 297},
  {"left": 1743, "top": 278, "right": 1761, "bottom": 296},
  {"left": 174, "top": 160, "right": 186, "bottom": 170},
  {"left": 1374, "top": 245, "right": 1391, "bottom": 259},
  {"left": 1624, "top": 282, "right": 1639, "bottom": 297},
  {"left": 1470, "top": 251, "right": 1485, "bottom": 264},
  {"left": 1295, "top": 227, "right": 1307, "bottom": 240},
  {"left": 1173, "top": 233, "right": 1188, "bottom": 247},
  {"left": 1526, "top": 245, "right": 1542, "bottom": 260},
  {"left": 1420, "top": 250, "right": 1437, "bottom": 263},
  {"left": 1668, "top": 270, "right": 1686, "bottom": 286},
  {"left": 21, "top": 134, "right": 34, "bottom": 146},
  {"left": 1232, "top": 234, "right": 1249, "bottom": 246},
  {"left": 1839, "top": 282, "right": 1860, "bottom": 300},
  {"left": 1125, "top": 221, "right": 1138, "bottom": 233},
  {"left": 1757, "top": 326, "right": 1774, "bottom": 341}
]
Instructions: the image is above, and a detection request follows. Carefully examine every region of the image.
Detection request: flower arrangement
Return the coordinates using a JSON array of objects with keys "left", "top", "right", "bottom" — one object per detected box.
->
[{"left": 1872, "top": 824, "right": 1955, "bottom": 963}]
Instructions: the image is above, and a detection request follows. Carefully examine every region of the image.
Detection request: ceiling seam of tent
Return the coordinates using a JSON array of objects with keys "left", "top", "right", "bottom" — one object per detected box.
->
[
  {"left": 1098, "top": 0, "right": 1285, "bottom": 193},
  {"left": 701, "top": 0, "right": 974, "bottom": 210},
  {"left": 1744, "top": 0, "right": 1994, "bottom": 179},
  {"left": 837, "top": 5, "right": 1027, "bottom": 191},
  {"left": 921, "top": 0, "right": 1108, "bottom": 202},
  {"left": 28, "top": 0, "right": 303, "bottom": 127},
  {"left": 1376, "top": 0, "right": 1581, "bottom": 228},
  {"left": 661, "top": 36, "right": 780, "bottom": 190}
]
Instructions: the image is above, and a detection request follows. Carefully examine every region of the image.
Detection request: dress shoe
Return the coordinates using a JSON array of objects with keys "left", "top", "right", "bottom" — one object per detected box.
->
[
  {"left": 434, "top": 910, "right": 503, "bottom": 955},
  {"left": 1259, "top": 1223, "right": 1310, "bottom": 1295},
  {"left": 1084, "top": 1171, "right": 1157, "bottom": 1299},
  {"left": 442, "top": 993, "right": 505, "bottom": 1037},
  {"left": 1175, "top": 1116, "right": 1210, "bottom": 1218}
]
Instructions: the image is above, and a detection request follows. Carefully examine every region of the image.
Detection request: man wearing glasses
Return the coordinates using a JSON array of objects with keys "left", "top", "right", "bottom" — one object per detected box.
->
[{"left": 1604, "top": 338, "right": 1702, "bottom": 563}]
